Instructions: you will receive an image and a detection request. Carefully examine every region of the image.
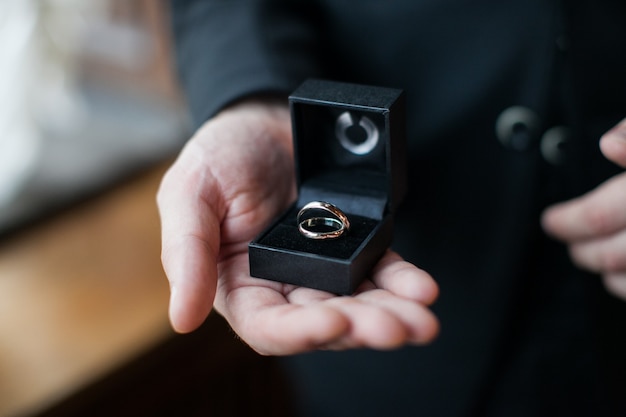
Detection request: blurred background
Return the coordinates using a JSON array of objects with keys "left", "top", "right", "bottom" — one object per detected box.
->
[
  {"left": 0, "top": 0, "right": 188, "bottom": 231},
  {"left": 0, "top": 1, "right": 290, "bottom": 416}
]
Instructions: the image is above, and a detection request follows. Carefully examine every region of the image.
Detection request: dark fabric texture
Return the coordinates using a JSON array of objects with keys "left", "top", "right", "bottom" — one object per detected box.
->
[
  {"left": 170, "top": 0, "right": 323, "bottom": 127},
  {"left": 169, "top": 0, "right": 626, "bottom": 416}
]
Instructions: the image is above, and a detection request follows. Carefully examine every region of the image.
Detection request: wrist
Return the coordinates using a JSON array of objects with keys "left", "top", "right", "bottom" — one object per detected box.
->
[{"left": 212, "top": 95, "right": 292, "bottom": 148}]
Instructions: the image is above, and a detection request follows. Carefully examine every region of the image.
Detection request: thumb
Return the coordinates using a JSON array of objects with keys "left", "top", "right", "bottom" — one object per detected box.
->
[
  {"left": 157, "top": 143, "right": 224, "bottom": 334},
  {"left": 599, "top": 118, "right": 626, "bottom": 168}
]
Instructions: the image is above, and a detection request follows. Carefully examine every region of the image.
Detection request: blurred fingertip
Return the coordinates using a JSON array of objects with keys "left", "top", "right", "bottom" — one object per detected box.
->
[
  {"left": 419, "top": 277, "right": 440, "bottom": 305},
  {"left": 539, "top": 206, "right": 554, "bottom": 230},
  {"left": 600, "top": 120, "right": 626, "bottom": 167},
  {"left": 411, "top": 313, "right": 440, "bottom": 345},
  {"left": 399, "top": 277, "right": 440, "bottom": 306},
  {"left": 393, "top": 266, "right": 440, "bottom": 305},
  {"left": 540, "top": 204, "right": 564, "bottom": 238},
  {"left": 603, "top": 274, "right": 626, "bottom": 300},
  {"left": 306, "top": 305, "right": 351, "bottom": 342}
]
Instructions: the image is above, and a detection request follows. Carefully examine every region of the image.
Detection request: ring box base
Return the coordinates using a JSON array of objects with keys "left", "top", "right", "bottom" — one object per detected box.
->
[{"left": 249, "top": 206, "right": 394, "bottom": 294}]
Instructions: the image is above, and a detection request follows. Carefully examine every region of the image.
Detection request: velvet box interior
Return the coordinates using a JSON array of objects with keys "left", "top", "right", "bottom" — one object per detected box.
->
[{"left": 248, "top": 79, "right": 406, "bottom": 294}]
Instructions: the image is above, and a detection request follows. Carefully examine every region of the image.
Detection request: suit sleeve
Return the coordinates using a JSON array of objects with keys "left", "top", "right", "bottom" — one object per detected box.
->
[{"left": 170, "top": 0, "right": 322, "bottom": 127}]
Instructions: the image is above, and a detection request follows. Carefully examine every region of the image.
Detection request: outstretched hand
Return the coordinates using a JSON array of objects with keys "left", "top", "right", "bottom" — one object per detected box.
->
[
  {"left": 542, "top": 119, "right": 626, "bottom": 300},
  {"left": 157, "top": 99, "right": 439, "bottom": 355}
]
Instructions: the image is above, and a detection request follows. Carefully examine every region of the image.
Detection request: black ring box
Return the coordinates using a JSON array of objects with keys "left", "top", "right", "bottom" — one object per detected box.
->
[{"left": 248, "top": 79, "right": 406, "bottom": 294}]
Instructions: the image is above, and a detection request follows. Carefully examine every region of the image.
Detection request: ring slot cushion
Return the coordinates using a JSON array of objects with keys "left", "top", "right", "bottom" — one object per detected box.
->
[{"left": 248, "top": 79, "right": 406, "bottom": 294}]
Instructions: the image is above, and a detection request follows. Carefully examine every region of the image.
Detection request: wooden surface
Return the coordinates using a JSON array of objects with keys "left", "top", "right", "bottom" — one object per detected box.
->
[{"left": 0, "top": 163, "right": 174, "bottom": 417}]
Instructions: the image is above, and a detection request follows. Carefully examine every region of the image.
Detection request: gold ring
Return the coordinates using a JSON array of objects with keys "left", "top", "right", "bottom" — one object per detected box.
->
[{"left": 297, "top": 201, "right": 350, "bottom": 240}]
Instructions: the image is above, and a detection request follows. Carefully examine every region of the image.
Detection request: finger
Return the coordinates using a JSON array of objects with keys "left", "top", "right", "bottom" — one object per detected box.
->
[
  {"left": 603, "top": 272, "right": 626, "bottom": 301},
  {"left": 157, "top": 149, "right": 224, "bottom": 333},
  {"left": 323, "top": 297, "right": 410, "bottom": 350},
  {"left": 165, "top": 236, "right": 218, "bottom": 333},
  {"left": 569, "top": 230, "right": 626, "bottom": 274},
  {"left": 541, "top": 172, "right": 626, "bottom": 241},
  {"left": 223, "top": 287, "right": 350, "bottom": 355},
  {"left": 287, "top": 271, "right": 439, "bottom": 348},
  {"left": 370, "top": 250, "right": 439, "bottom": 305},
  {"left": 216, "top": 254, "right": 350, "bottom": 355},
  {"left": 288, "top": 289, "right": 431, "bottom": 350},
  {"left": 219, "top": 263, "right": 438, "bottom": 353},
  {"left": 599, "top": 118, "right": 626, "bottom": 168},
  {"left": 355, "top": 289, "right": 440, "bottom": 345}
]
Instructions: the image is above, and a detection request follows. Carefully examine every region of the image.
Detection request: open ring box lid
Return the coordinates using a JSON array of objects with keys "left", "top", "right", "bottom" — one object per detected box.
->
[{"left": 249, "top": 79, "right": 406, "bottom": 294}]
